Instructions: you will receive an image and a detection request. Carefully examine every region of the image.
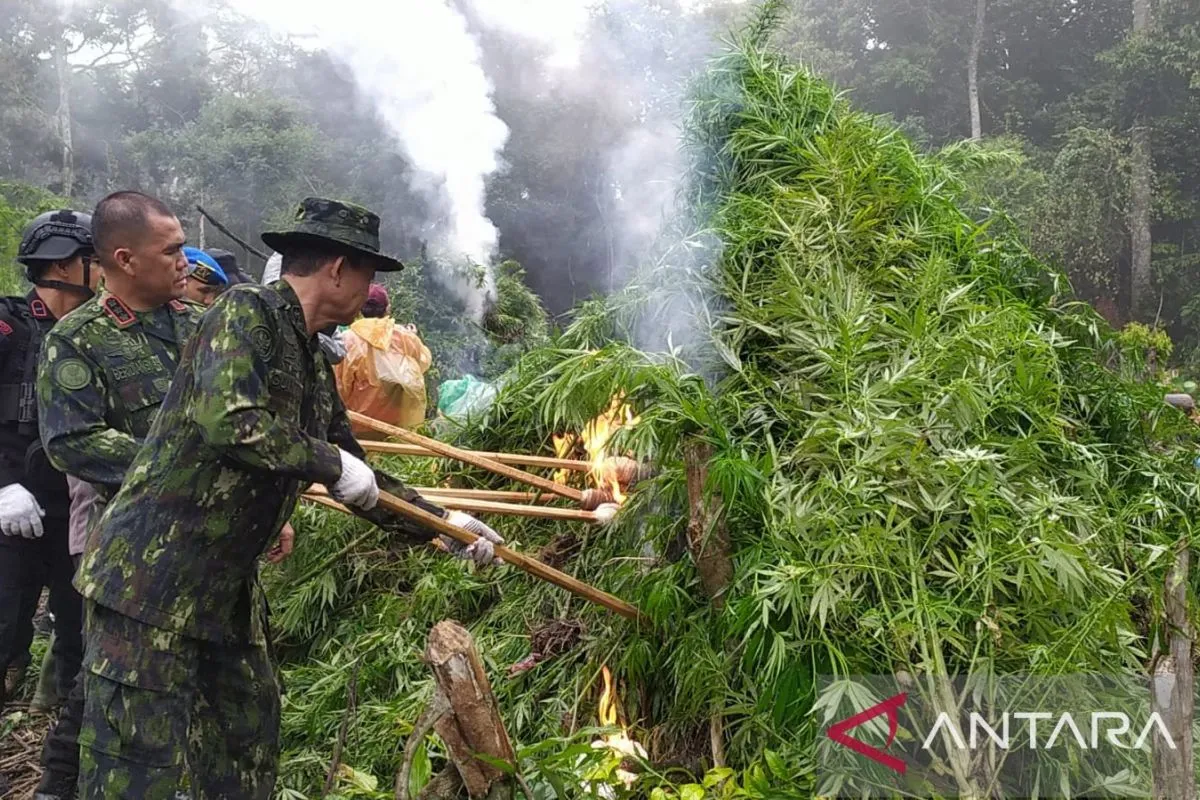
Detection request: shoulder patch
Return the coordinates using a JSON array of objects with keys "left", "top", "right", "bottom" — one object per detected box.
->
[
  {"left": 102, "top": 296, "right": 136, "bottom": 329},
  {"left": 249, "top": 325, "right": 277, "bottom": 361},
  {"left": 0, "top": 320, "right": 13, "bottom": 336},
  {"left": 29, "top": 299, "right": 49, "bottom": 319},
  {"left": 54, "top": 358, "right": 93, "bottom": 391}
]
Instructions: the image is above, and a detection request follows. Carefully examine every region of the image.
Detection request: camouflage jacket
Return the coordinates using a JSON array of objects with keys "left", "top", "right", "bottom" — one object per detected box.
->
[
  {"left": 37, "top": 290, "right": 202, "bottom": 498},
  {"left": 76, "top": 280, "right": 445, "bottom": 644}
]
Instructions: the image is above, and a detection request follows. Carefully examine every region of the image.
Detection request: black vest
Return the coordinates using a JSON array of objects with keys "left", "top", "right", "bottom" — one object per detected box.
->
[{"left": 0, "top": 294, "right": 69, "bottom": 513}]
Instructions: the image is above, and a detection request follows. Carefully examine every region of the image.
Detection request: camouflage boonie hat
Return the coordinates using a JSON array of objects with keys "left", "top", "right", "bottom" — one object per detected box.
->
[{"left": 261, "top": 197, "right": 403, "bottom": 272}]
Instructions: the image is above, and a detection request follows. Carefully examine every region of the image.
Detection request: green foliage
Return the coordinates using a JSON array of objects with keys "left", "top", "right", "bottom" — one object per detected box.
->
[
  {"left": 267, "top": 18, "right": 1200, "bottom": 798},
  {"left": 0, "top": 181, "right": 71, "bottom": 296}
]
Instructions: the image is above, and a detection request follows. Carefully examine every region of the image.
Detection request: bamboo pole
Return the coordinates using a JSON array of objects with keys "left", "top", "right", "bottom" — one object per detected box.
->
[
  {"left": 415, "top": 488, "right": 561, "bottom": 503},
  {"left": 305, "top": 488, "right": 601, "bottom": 523},
  {"left": 307, "top": 488, "right": 643, "bottom": 622},
  {"left": 425, "top": 496, "right": 602, "bottom": 522},
  {"left": 360, "top": 440, "right": 590, "bottom": 473},
  {"left": 379, "top": 489, "right": 642, "bottom": 621},
  {"left": 349, "top": 411, "right": 585, "bottom": 503}
]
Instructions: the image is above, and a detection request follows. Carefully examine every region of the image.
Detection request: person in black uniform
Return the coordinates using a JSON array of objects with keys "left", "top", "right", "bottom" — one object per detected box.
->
[{"left": 0, "top": 210, "right": 99, "bottom": 719}]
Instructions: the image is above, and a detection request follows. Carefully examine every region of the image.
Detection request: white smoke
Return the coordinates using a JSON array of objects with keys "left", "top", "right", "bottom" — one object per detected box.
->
[{"left": 55, "top": 0, "right": 725, "bottom": 319}]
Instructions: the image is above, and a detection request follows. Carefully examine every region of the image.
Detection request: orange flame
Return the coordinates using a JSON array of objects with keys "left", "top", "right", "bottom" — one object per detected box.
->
[
  {"left": 552, "top": 433, "right": 577, "bottom": 485},
  {"left": 598, "top": 665, "right": 620, "bottom": 728},
  {"left": 581, "top": 396, "right": 639, "bottom": 505},
  {"left": 593, "top": 664, "right": 646, "bottom": 790}
]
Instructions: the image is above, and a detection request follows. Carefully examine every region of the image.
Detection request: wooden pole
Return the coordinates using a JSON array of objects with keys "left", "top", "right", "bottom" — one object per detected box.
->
[
  {"left": 1152, "top": 538, "right": 1195, "bottom": 800},
  {"left": 349, "top": 411, "right": 584, "bottom": 503},
  {"left": 684, "top": 438, "right": 734, "bottom": 769},
  {"left": 421, "top": 496, "right": 603, "bottom": 522},
  {"left": 414, "top": 488, "right": 561, "bottom": 503},
  {"left": 305, "top": 489, "right": 601, "bottom": 523},
  {"left": 303, "top": 488, "right": 644, "bottom": 622},
  {"left": 308, "top": 484, "right": 561, "bottom": 506},
  {"left": 360, "top": 440, "right": 590, "bottom": 472},
  {"left": 196, "top": 204, "right": 268, "bottom": 261}
]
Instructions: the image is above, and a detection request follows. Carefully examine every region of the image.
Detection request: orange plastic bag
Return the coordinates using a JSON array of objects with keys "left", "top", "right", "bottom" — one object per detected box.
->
[{"left": 333, "top": 317, "right": 432, "bottom": 436}]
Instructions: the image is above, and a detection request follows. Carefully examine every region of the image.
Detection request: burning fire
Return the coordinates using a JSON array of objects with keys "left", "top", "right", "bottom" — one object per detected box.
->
[
  {"left": 592, "top": 665, "right": 646, "bottom": 790},
  {"left": 581, "top": 396, "right": 639, "bottom": 505},
  {"left": 552, "top": 432, "right": 578, "bottom": 486}
]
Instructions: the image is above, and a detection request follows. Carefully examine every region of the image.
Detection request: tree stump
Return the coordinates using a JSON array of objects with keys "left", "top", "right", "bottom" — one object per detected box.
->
[{"left": 425, "top": 620, "right": 516, "bottom": 799}]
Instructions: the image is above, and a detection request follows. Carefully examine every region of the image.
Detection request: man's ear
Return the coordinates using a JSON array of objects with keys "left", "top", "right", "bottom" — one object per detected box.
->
[
  {"left": 329, "top": 255, "right": 347, "bottom": 286},
  {"left": 112, "top": 247, "right": 135, "bottom": 277}
]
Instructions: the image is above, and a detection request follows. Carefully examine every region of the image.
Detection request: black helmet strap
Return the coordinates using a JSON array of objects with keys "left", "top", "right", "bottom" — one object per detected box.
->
[{"left": 30, "top": 256, "right": 95, "bottom": 300}]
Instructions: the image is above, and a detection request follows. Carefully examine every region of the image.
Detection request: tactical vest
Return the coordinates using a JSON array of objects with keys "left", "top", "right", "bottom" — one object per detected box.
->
[{"left": 0, "top": 296, "right": 54, "bottom": 437}]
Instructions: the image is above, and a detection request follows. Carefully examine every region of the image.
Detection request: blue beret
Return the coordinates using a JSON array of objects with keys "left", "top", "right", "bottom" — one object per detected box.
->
[{"left": 183, "top": 246, "right": 229, "bottom": 286}]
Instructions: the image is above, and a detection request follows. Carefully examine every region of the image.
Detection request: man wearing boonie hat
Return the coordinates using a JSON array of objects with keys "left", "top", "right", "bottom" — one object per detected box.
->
[{"left": 73, "top": 198, "right": 506, "bottom": 798}]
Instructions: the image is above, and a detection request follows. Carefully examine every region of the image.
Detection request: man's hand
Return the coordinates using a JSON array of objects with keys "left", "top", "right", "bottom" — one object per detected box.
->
[
  {"left": 0, "top": 483, "right": 45, "bottom": 539},
  {"left": 267, "top": 522, "right": 295, "bottom": 564},
  {"left": 443, "top": 511, "right": 505, "bottom": 567},
  {"left": 331, "top": 449, "right": 379, "bottom": 510}
]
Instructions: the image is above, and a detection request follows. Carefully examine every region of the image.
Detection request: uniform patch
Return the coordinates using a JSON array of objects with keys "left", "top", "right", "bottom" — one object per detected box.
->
[
  {"left": 0, "top": 320, "right": 12, "bottom": 336},
  {"left": 55, "top": 359, "right": 92, "bottom": 391},
  {"left": 249, "top": 325, "right": 276, "bottom": 361},
  {"left": 102, "top": 296, "right": 136, "bottom": 328}
]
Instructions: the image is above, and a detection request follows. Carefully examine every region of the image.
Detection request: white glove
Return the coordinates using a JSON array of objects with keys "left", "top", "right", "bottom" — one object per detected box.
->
[
  {"left": 444, "top": 511, "right": 505, "bottom": 567},
  {"left": 330, "top": 449, "right": 379, "bottom": 510},
  {"left": 0, "top": 483, "right": 45, "bottom": 539}
]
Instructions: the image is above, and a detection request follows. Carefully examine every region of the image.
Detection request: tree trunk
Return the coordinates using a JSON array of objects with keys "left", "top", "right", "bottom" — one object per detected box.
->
[
  {"left": 53, "top": 34, "right": 74, "bottom": 198},
  {"left": 967, "top": 0, "right": 986, "bottom": 140},
  {"left": 425, "top": 620, "right": 516, "bottom": 799},
  {"left": 1151, "top": 540, "right": 1194, "bottom": 800},
  {"left": 1129, "top": 0, "right": 1153, "bottom": 316}
]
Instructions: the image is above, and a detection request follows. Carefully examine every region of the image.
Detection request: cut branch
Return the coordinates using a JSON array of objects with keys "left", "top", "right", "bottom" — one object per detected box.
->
[
  {"left": 683, "top": 437, "right": 734, "bottom": 769},
  {"left": 425, "top": 621, "right": 515, "bottom": 798},
  {"left": 1151, "top": 538, "right": 1194, "bottom": 800}
]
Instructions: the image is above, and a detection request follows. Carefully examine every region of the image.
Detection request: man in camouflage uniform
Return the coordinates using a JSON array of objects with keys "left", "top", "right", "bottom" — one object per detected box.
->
[
  {"left": 74, "top": 198, "right": 504, "bottom": 800},
  {"left": 35, "top": 191, "right": 201, "bottom": 800}
]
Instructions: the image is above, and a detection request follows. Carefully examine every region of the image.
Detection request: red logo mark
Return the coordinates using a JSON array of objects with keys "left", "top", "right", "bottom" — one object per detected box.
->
[
  {"left": 0, "top": 320, "right": 12, "bottom": 336},
  {"left": 826, "top": 692, "right": 908, "bottom": 774}
]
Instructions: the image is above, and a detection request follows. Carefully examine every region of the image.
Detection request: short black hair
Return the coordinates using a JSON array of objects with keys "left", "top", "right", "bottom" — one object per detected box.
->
[
  {"left": 92, "top": 191, "right": 176, "bottom": 263},
  {"left": 280, "top": 242, "right": 373, "bottom": 277}
]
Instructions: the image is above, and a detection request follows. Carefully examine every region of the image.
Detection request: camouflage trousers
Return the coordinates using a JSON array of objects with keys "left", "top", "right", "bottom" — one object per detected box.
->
[{"left": 78, "top": 602, "right": 280, "bottom": 800}]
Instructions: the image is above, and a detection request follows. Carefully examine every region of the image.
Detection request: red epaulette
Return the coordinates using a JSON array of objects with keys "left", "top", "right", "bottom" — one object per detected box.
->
[
  {"left": 29, "top": 299, "right": 49, "bottom": 319},
  {"left": 102, "top": 295, "right": 137, "bottom": 329}
]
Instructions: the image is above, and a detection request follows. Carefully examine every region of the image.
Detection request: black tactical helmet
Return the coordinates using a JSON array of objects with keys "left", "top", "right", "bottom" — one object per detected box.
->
[{"left": 17, "top": 210, "right": 96, "bottom": 296}]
